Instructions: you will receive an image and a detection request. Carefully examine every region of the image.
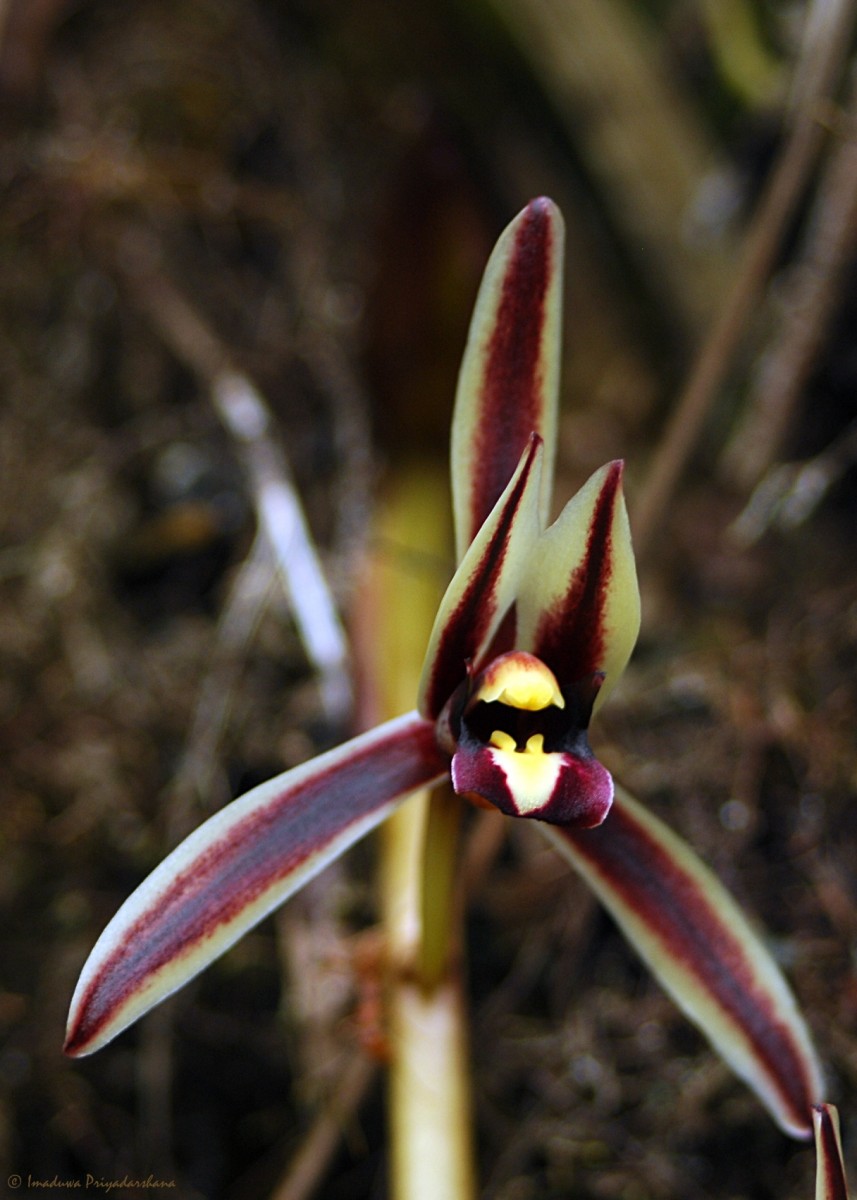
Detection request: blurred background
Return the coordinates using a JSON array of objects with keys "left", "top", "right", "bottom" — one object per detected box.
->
[{"left": 1, "top": 1, "right": 856, "bottom": 1196}]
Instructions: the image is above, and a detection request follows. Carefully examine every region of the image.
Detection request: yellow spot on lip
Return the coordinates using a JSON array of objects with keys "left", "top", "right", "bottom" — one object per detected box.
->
[
  {"left": 486, "top": 728, "right": 563, "bottom": 815},
  {"left": 475, "top": 652, "right": 565, "bottom": 712},
  {"left": 488, "top": 731, "right": 547, "bottom": 756}
]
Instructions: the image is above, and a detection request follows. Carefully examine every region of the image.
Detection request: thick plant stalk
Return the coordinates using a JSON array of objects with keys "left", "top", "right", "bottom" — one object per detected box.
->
[
  {"left": 355, "top": 465, "right": 476, "bottom": 1200},
  {"left": 382, "top": 801, "right": 474, "bottom": 1200}
]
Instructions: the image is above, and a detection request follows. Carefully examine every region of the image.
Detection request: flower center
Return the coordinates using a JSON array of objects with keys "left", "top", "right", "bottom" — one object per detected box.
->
[
  {"left": 462, "top": 651, "right": 595, "bottom": 758},
  {"left": 444, "top": 650, "right": 613, "bottom": 828},
  {"left": 475, "top": 654, "right": 565, "bottom": 712}
]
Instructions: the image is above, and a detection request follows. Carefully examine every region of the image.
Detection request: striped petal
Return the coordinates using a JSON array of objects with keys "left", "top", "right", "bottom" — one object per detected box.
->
[
  {"left": 451, "top": 197, "right": 564, "bottom": 560},
  {"left": 64, "top": 712, "right": 447, "bottom": 1058},
  {"left": 814, "top": 1105, "right": 850, "bottom": 1200},
  {"left": 516, "top": 461, "right": 640, "bottom": 708},
  {"left": 542, "top": 785, "right": 823, "bottom": 1139},
  {"left": 418, "top": 435, "right": 544, "bottom": 721}
]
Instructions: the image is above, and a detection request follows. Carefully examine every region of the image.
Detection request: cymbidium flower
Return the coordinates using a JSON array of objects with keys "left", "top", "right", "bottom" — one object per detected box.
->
[
  {"left": 66, "top": 199, "right": 825, "bottom": 1155},
  {"left": 419, "top": 434, "right": 635, "bottom": 832}
]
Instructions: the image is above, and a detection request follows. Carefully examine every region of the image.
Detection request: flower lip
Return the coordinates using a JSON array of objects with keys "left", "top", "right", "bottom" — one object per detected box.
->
[{"left": 450, "top": 716, "right": 613, "bottom": 827}]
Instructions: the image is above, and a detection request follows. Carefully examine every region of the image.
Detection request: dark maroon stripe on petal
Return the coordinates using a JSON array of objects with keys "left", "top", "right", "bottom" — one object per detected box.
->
[
  {"left": 532, "top": 461, "right": 622, "bottom": 685},
  {"left": 65, "top": 715, "right": 446, "bottom": 1056},
  {"left": 815, "top": 1106, "right": 850, "bottom": 1200},
  {"left": 558, "top": 801, "right": 818, "bottom": 1135},
  {"left": 467, "top": 198, "right": 555, "bottom": 544},
  {"left": 423, "top": 436, "right": 540, "bottom": 720}
]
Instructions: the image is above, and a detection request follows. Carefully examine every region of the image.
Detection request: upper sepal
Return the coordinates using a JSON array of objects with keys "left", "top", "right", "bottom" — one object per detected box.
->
[
  {"left": 418, "top": 435, "right": 544, "bottom": 721},
  {"left": 64, "top": 712, "right": 447, "bottom": 1057},
  {"left": 451, "top": 197, "right": 564, "bottom": 559},
  {"left": 516, "top": 460, "right": 640, "bottom": 707}
]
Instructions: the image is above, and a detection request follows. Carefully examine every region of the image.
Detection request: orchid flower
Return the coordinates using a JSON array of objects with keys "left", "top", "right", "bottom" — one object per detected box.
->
[{"left": 67, "top": 199, "right": 828, "bottom": 1159}]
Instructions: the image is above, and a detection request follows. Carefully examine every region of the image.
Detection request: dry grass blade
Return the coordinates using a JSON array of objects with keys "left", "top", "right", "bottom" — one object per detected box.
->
[
  {"left": 721, "top": 77, "right": 857, "bottom": 489},
  {"left": 165, "top": 532, "right": 279, "bottom": 839},
  {"left": 485, "top": 0, "right": 733, "bottom": 333},
  {"left": 268, "top": 1054, "right": 378, "bottom": 1200},
  {"left": 211, "top": 372, "right": 353, "bottom": 722},
  {"left": 110, "top": 229, "right": 352, "bottom": 725},
  {"left": 633, "top": 0, "right": 857, "bottom": 559},
  {"left": 729, "top": 420, "right": 857, "bottom": 544}
]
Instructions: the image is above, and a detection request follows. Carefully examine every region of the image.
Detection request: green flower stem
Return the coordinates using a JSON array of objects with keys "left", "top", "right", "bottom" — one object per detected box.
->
[
  {"left": 356, "top": 463, "right": 475, "bottom": 1200},
  {"left": 419, "top": 784, "right": 462, "bottom": 991},
  {"left": 382, "top": 799, "right": 475, "bottom": 1200}
]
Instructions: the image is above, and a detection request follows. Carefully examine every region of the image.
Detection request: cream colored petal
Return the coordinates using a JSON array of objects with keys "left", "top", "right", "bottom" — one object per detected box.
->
[
  {"left": 543, "top": 785, "right": 823, "bottom": 1139},
  {"left": 65, "top": 712, "right": 447, "bottom": 1057},
  {"left": 418, "top": 436, "right": 544, "bottom": 720},
  {"left": 516, "top": 461, "right": 640, "bottom": 708}
]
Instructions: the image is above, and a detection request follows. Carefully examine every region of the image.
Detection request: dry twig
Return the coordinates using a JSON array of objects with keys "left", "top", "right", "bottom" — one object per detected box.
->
[
  {"left": 487, "top": 0, "right": 733, "bottom": 332},
  {"left": 729, "top": 419, "right": 857, "bottom": 544},
  {"left": 111, "top": 229, "right": 353, "bottom": 726},
  {"left": 268, "top": 1053, "right": 378, "bottom": 1200},
  {"left": 633, "top": 0, "right": 857, "bottom": 560},
  {"left": 721, "top": 78, "right": 857, "bottom": 488}
]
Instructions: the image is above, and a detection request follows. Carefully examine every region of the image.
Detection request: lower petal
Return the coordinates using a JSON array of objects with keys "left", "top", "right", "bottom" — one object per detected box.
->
[
  {"left": 451, "top": 739, "right": 613, "bottom": 827},
  {"left": 542, "top": 784, "right": 823, "bottom": 1139},
  {"left": 65, "top": 711, "right": 448, "bottom": 1058}
]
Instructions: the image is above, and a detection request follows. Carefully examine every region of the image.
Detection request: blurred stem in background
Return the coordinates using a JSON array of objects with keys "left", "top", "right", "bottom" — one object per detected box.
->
[{"left": 354, "top": 464, "right": 475, "bottom": 1200}]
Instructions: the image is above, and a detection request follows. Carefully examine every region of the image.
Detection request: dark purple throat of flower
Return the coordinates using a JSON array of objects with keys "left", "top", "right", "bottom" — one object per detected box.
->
[{"left": 440, "top": 651, "right": 613, "bottom": 827}]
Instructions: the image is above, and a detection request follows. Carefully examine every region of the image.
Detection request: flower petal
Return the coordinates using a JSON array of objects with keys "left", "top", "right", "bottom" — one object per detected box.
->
[
  {"left": 418, "top": 435, "right": 544, "bottom": 721},
  {"left": 516, "top": 460, "right": 640, "bottom": 706},
  {"left": 64, "top": 712, "right": 447, "bottom": 1058},
  {"left": 542, "top": 785, "right": 823, "bottom": 1139},
  {"left": 451, "top": 196, "right": 564, "bottom": 559},
  {"left": 814, "top": 1105, "right": 850, "bottom": 1200},
  {"left": 451, "top": 733, "right": 613, "bottom": 827}
]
